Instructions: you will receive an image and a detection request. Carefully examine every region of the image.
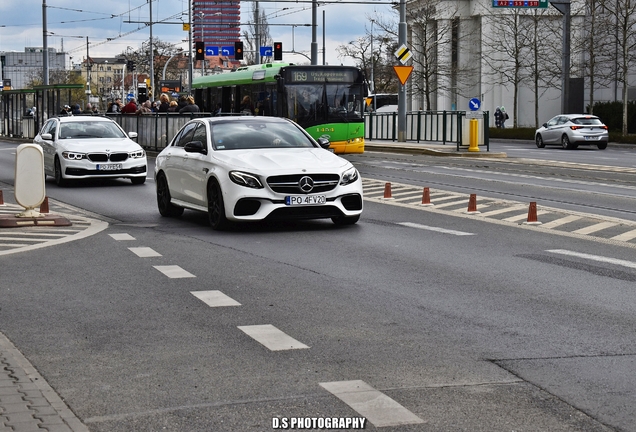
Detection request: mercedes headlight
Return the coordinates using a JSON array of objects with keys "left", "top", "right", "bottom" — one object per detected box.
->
[
  {"left": 340, "top": 166, "right": 359, "bottom": 185},
  {"left": 229, "top": 171, "right": 263, "bottom": 189}
]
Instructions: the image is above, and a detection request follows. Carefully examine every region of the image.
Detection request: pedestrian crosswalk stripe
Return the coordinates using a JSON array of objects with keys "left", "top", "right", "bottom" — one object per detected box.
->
[
  {"left": 237, "top": 324, "right": 309, "bottom": 351},
  {"left": 611, "top": 228, "right": 636, "bottom": 242},
  {"left": 153, "top": 265, "right": 195, "bottom": 278},
  {"left": 541, "top": 215, "right": 581, "bottom": 229},
  {"left": 128, "top": 247, "right": 162, "bottom": 257},
  {"left": 503, "top": 210, "right": 550, "bottom": 222},
  {"left": 109, "top": 233, "right": 136, "bottom": 241},
  {"left": 319, "top": 380, "right": 424, "bottom": 427},
  {"left": 191, "top": 290, "right": 241, "bottom": 307},
  {"left": 572, "top": 221, "right": 617, "bottom": 235}
]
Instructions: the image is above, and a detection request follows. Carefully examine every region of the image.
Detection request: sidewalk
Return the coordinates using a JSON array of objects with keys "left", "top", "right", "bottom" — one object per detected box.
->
[
  {"left": 364, "top": 139, "right": 508, "bottom": 157},
  {"left": 1, "top": 332, "right": 89, "bottom": 432}
]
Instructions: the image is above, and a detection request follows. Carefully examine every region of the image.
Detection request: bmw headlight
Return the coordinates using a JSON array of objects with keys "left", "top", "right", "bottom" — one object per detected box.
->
[
  {"left": 229, "top": 171, "right": 263, "bottom": 189},
  {"left": 128, "top": 149, "right": 146, "bottom": 158},
  {"left": 61, "top": 151, "right": 86, "bottom": 160},
  {"left": 340, "top": 166, "right": 359, "bottom": 185}
]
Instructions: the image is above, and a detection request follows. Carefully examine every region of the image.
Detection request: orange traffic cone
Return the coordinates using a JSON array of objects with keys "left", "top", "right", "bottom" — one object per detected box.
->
[
  {"left": 466, "top": 194, "right": 480, "bottom": 214},
  {"left": 40, "top": 196, "right": 49, "bottom": 214},
  {"left": 420, "top": 187, "right": 433, "bottom": 206},
  {"left": 524, "top": 201, "right": 542, "bottom": 225},
  {"left": 383, "top": 182, "right": 393, "bottom": 199},
  {"left": 0, "top": 190, "right": 4, "bottom": 205}
]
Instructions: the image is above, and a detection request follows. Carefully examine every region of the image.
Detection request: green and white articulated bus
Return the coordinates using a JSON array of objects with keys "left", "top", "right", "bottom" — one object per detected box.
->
[{"left": 192, "top": 63, "right": 367, "bottom": 154}]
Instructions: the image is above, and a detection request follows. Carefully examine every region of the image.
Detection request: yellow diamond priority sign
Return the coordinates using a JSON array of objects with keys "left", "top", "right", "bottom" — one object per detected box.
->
[{"left": 394, "top": 44, "right": 412, "bottom": 65}]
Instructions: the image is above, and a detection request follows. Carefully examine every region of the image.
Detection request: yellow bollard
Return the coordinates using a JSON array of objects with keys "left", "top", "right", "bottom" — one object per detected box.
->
[{"left": 468, "top": 118, "right": 480, "bottom": 152}]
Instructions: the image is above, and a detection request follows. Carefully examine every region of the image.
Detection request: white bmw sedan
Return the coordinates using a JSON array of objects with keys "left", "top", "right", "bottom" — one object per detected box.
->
[
  {"left": 155, "top": 117, "right": 363, "bottom": 230},
  {"left": 34, "top": 116, "right": 147, "bottom": 186}
]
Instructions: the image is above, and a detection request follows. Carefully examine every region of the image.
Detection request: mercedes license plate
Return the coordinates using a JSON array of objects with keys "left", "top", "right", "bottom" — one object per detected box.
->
[
  {"left": 285, "top": 195, "right": 326, "bottom": 206},
  {"left": 97, "top": 164, "right": 122, "bottom": 171}
]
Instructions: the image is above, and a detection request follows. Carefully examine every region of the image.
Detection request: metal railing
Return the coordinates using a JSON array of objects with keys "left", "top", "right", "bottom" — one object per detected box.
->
[
  {"left": 3, "top": 106, "right": 490, "bottom": 152},
  {"left": 365, "top": 110, "right": 490, "bottom": 150}
]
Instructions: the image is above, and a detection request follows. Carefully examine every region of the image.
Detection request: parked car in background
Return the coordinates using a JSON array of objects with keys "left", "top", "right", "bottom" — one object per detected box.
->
[
  {"left": 535, "top": 114, "right": 609, "bottom": 150},
  {"left": 34, "top": 116, "right": 147, "bottom": 186},
  {"left": 154, "top": 116, "right": 363, "bottom": 230}
]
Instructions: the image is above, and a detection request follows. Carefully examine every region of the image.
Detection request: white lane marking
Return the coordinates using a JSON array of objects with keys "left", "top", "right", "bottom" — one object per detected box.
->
[
  {"left": 237, "top": 324, "right": 309, "bottom": 351},
  {"left": 611, "top": 228, "right": 636, "bottom": 242},
  {"left": 547, "top": 249, "right": 636, "bottom": 270},
  {"left": 478, "top": 204, "right": 528, "bottom": 217},
  {"left": 128, "top": 247, "right": 162, "bottom": 258},
  {"left": 398, "top": 222, "right": 474, "bottom": 236},
  {"left": 0, "top": 232, "right": 68, "bottom": 237},
  {"left": 153, "top": 265, "right": 196, "bottom": 278},
  {"left": 503, "top": 210, "right": 550, "bottom": 222},
  {"left": 572, "top": 221, "right": 618, "bottom": 235},
  {"left": 541, "top": 215, "right": 582, "bottom": 229},
  {"left": 0, "top": 237, "right": 51, "bottom": 242},
  {"left": 319, "top": 380, "right": 425, "bottom": 427},
  {"left": 109, "top": 233, "right": 136, "bottom": 241},
  {"left": 191, "top": 290, "right": 241, "bottom": 307},
  {"left": 0, "top": 243, "right": 30, "bottom": 247}
]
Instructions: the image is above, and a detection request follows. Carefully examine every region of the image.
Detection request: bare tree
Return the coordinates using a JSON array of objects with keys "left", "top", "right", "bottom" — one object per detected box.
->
[
  {"left": 600, "top": 0, "right": 636, "bottom": 135},
  {"left": 125, "top": 38, "right": 184, "bottom": 98},
  {"left": 242, "top": 6, "right": 273, "bottom": 65}
]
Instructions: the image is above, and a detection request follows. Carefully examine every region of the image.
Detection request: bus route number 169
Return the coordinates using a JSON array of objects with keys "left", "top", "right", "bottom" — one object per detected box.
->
[{"left": 293, "top": 72, "right": 307, "bottom": 82}]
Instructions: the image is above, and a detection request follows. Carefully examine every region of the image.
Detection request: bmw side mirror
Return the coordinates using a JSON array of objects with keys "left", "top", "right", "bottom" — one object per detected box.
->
[
  {"left": 317, "top": 137, "right": 331, "bottom": 150},
  {"left": 128, "top": 131, "right": 138, "bottom": 138},
  {"left": 184, "top": 140, "right": 207, "bottom": 155}
]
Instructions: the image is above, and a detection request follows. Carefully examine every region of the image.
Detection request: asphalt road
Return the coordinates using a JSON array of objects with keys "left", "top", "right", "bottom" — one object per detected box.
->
[{"left": 1, "top": 138, "right": 636, "bottom": 431}]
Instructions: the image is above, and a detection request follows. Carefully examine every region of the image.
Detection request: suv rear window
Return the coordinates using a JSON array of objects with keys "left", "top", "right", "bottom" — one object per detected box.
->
[{"left": 572, "top": 117, "right": 603, "bottom": 125}]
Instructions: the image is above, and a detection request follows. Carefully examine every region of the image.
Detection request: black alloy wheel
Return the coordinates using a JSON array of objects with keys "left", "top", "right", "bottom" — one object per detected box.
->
[
  {"left": 156, "top": 173, "right": 184, "bottom": 217},
  {"left": 207, "top": 180, "right": 229, "bottom": 230},
  {"left": 535, "top": 135, "right": 545, "bottom": 148}
]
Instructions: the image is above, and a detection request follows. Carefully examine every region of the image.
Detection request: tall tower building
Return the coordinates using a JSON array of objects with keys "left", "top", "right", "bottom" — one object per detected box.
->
[{"left": 192, "top": 0, "right": 241, "bottom": 51}]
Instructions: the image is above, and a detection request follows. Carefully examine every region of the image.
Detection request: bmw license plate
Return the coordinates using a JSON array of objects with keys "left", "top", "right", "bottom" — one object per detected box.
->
[
  {"left": 96, "top": 164, "right": 122, "bottom": 171},
  {"left": 285, "top": 195, "right": 326, "bottom": 206}
]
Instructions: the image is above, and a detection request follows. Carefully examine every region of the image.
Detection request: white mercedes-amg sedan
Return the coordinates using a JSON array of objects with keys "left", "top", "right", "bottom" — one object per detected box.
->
[
  {"left": 154, "top": 117, "right": 363, "bottom": 230},
  {"left": 34, "top": 116, "right": 147, "bottom": 186}
]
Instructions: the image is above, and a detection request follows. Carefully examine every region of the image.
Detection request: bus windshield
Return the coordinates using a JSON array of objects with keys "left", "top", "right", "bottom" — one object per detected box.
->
[{"left": 286, "top": 83, "right": 364, "bottom": 126}]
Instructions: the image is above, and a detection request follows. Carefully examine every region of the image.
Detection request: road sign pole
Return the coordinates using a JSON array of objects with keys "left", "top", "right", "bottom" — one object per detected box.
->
[{"left": 398, "top": 0, "right": 407, "bottom": 142}]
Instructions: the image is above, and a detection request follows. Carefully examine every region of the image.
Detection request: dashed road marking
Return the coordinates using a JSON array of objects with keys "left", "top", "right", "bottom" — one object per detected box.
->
[
  {"left": 237, "top": 324, "right": 309, "bottom": 351},
  {"left": 153, "top": 265, "right": 195, "bottom": 279},
  {"left": 128, "top": 247, "right": 162, "bottom": 257},
  {"left": 547, "top": 249, "right": 636, "bottom": 270},
  {"left": 319, "top": 380, "right": 425, "bottom": 427},
  {"left": 109, "top": 233, "right": 136, "bottom": 241},
  {"left": 398, "top": 222, "right": 474, "bottom": 236},
  {"left": 191, "top": 290, "right": 241, "bottom": 307}
]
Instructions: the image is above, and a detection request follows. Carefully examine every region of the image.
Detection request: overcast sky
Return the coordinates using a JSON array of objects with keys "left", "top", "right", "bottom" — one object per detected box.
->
[{"left": 0, "top": 0, "right": 395, "bottom": 66}]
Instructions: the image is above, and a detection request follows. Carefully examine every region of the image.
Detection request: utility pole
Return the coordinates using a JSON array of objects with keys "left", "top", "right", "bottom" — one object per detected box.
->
[
  {"left": 551, "top": 0, "right": 571, "bottom": 114},
  {"left": 42, "top": 0, "right": 49, "bottom": 85},
  {"left": 86, "top": 36, "right": 91, "bottom": 108},
  {"left": 311, "top": 0, "right": 318, "bottom": 65},
  {"left": 149, "top": 0, "right": 154, "bottom": 100},
  {"left": 255, "top": 1, "right": 261, "bottom": 65},
  {"left": 188, "top": 0, "right": 193, "bottom": 93},
  {"left": 398, "top": 0, "right": 407, "bottom": 142}
]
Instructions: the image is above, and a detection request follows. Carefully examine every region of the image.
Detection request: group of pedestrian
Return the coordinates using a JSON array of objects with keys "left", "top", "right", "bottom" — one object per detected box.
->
[
  {"left": 59, "top": 103, "right": 99, "bottom": 116},
  {"left": 494, "top": 106, "right": 509, "bottom": 128},
  {"left": 106, "top": 93, "right": 200, "bottom": 115}
]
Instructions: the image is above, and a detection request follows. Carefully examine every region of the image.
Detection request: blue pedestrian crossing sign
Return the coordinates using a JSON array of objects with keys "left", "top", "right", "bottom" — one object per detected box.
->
[
  {"left": 469, "top": 98, "right": 481, "bottom": 111},
  {"left": 206, "top": 46, "right": 219, "bottom": 56}
]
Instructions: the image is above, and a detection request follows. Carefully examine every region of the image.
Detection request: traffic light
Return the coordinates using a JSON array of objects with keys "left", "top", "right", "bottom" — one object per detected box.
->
[
  {"left": 195, "top": 41, "right": 205, "bottom": 61},
  {"left": 274, "top": 42, "right": 283, "bottom": 61},
  {"left": 127, "top": 60, "right": 136, "bottom": 71},
  {"left": 234, "top": 41, "right": 244, "bottom": 60}
]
